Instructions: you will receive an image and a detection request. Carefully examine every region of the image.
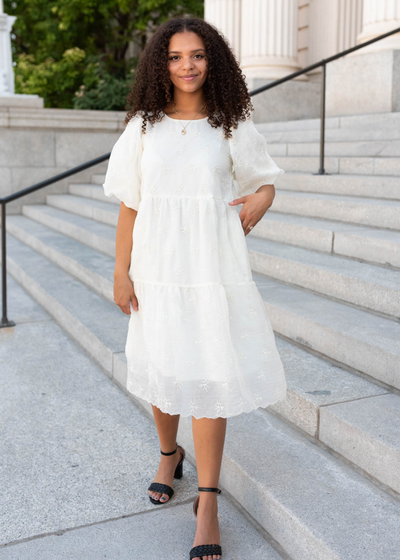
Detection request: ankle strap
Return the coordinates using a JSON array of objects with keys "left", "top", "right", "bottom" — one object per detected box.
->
[
  {"left": 160, "top": 444, "right": 178, "bottom": 456},
  {"left": 198, "top": 487, "right": 221, "bottom": 494}
]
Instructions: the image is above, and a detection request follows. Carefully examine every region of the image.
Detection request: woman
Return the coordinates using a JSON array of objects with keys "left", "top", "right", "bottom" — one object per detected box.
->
[{"left": 103, "top": 16, "right": 287, "bottom": 560}]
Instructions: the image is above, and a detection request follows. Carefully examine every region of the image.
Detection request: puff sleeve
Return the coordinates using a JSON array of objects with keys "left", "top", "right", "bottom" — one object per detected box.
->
[
  {"left": 229, "top": 117, "right": 284, "bottom": 198},
  {"left": 102, "top": 114, "right": 143, "bottom": 211}
]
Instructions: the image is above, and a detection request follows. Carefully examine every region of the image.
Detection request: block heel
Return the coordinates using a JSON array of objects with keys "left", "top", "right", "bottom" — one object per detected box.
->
[{"left": 174, "top": 457, "right": 184, "bottom": 479}]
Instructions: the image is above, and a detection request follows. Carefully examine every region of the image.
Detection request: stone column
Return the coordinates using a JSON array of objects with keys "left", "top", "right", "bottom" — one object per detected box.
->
[
  {"left": 204, "top": 0, "right": 318, "bottom": 123},
  {"left": 357, "top": 0, "right": 400, "bottom": 52},
  {"left": 204, "top": 0, "right": 241, "bottom": 61},
  {"left": 0, "top": 0, "right": 17, "bottom": 95},
  {"left": 240, "top": 0, "right": 301, "bottom": 81}
]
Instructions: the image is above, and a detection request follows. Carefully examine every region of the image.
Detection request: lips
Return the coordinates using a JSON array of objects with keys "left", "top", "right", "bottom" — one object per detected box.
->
[{"left": 180, "top": 75, "right": 198, "bottom": 81}]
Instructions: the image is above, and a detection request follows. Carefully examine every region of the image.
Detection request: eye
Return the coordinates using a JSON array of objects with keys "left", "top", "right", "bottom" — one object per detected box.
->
[{"left": 168, "top": 54, "right": 205, "bottom": 61}]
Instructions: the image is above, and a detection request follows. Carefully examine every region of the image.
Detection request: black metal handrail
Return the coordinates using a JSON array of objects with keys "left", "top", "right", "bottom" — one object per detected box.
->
[
  {"left": 1, "top": 154, "right": 110, "bottom": 327},
  {"left": 1, "top": 24, "right": 400, "bottom": 327}
]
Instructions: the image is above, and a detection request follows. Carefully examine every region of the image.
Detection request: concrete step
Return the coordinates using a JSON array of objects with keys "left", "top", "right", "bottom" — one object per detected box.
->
[
  {"left": 92, "top": 173, "right": 106, "bottom": 185},
  {"left": 69, "top": 182, "right": 120, "bottom": 206},
  {"left": 272, "top": 172, "right": 400, "bottom": 200},
  {"left": 22, "top": 203, "right": 116, "bottom": 257},
  {"left": 6, "top": 240, "right": 400, "bottom": 560},
  {"left": 272, "top": 155, "right": 400, "bottom": 175},
  {"left": 209, "top": 406, "right": 400, "bottom": 560},
  {"left": 273, "top": 189, "right": 400, "bottom": 230},
  {"left": 6, "top": 235, "right": 129, "bottom": 377},
  {"left": 257, "top": 110, "right": 400, "bottom": 133},
  {"left": 246, "top": 236, "right": 400, "bottom": 319},
  {"left": 5, "top": 223, "right": 400, "bottom": 497},
  {"left": 253, "top": 271, "right": 400, "bottom": 390},
  {"left": 261, "top": 126, "right": 400, "bottom": 144},
  {"left": 6, "top": 214, "right": 115, "bottom": 301},
  {"left": 45, "top": 194, "right": 119, "bottom": 227},
  {"left": 250, "top": 211, "right": 400, "bottom": 269},
  {"left": 268, "top": 139, "right": 400, "bottom": 158},
  {"left": 127, "top": 373, "right": 400, "bottom": 559}
]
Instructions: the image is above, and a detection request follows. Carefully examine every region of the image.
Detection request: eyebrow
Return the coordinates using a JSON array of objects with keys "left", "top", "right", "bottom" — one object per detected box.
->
[{"left": 168, "top": 49, "right": 205, "bottom": 54}]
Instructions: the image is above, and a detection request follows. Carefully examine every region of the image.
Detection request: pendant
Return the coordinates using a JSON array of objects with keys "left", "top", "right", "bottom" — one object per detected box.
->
[{"left": 181, "top": 129, "right": 186, "bottom": 135}]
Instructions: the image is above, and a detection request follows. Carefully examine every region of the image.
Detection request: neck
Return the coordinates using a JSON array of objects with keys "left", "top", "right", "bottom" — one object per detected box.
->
[{"left": 170, "top": 89, "right": 206, "bottom": 116}]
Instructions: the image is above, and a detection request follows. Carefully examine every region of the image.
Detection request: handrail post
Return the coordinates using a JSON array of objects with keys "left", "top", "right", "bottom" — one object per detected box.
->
[
  {"left": 317, "top": 61, "right": 327, "bottom": 175},
  {"left": 1, "top": 202, "right": 15, "bottom": 328}
]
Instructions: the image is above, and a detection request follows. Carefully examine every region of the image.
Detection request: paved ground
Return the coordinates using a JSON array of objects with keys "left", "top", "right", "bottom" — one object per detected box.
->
[{"left": 0, "top": 275, "right": 283, "bottom": 560}]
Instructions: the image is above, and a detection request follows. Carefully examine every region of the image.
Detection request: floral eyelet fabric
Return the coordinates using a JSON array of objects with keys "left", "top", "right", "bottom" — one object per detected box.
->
[{"left": 103, "top": 112, "right": 287, "bottom": 418}]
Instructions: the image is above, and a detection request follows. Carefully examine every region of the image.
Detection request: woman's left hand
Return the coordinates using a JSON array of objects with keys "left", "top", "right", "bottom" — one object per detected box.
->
[{"left": 228, "top": 184, "right": 275, "bottom": 236}]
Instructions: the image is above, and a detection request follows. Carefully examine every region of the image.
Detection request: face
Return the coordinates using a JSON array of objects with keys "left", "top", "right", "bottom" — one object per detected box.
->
[{"left": 167, "top": 31, "right": 208, "bottom": 93}]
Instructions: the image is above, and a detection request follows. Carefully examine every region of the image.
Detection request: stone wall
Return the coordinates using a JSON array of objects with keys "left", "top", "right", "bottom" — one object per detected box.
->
[{"left": 0, "top": 104, "right": 126, "bottom": 214}]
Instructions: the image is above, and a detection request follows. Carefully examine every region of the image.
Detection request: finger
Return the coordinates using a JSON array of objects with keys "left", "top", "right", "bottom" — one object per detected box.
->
[
  {"left": 118, "top": 303, "right": 130, "bottom": 315},
  {"left": 240, "top": 216, "right": 250, "bottom": 230},
  {"left": 131, "top": 293, "right": 139, "bottom": 312},
  {"left": 229, "top": 196, "right": 246, "bottom": 206},
  {"left": 243, "top": 221, "right": 253, "bottom": 236}
]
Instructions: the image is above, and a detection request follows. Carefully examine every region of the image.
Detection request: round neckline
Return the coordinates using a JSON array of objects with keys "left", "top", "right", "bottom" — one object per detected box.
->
[{"left": 163, "top": 113, "right": 208, "bottom": 122}]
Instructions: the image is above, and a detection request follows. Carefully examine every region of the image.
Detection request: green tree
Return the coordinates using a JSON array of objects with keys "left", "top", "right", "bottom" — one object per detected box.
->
[{"left": 5, "top": 0, "right": 204, "bottom": 109}]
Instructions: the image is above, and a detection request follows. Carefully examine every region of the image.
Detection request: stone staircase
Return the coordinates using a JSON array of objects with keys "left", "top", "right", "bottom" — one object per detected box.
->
[{"left": 5, "top": 110, "right": 400, "bottom": 560}]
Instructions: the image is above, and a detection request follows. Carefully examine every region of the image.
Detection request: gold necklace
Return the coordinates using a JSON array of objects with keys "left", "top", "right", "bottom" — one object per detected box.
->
[{"left": 172, "top": 101, "right": 206, "bottom": 135}]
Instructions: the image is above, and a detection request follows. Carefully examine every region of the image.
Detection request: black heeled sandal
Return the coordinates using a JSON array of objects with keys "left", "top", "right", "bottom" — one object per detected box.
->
[
  {"left": 147, "top": 443, "right": 185, "bottom": 505},
  {"left": 190, "top": 486, "right": 222, "bottom": 559}
]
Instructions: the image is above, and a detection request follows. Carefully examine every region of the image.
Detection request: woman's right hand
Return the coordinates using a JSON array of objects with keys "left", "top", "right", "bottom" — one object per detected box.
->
[{"left": 113, "top": 274, "right": 139, "bottom": 315}]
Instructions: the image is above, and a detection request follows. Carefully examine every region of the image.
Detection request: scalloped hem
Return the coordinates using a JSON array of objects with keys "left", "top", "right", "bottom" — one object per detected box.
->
[{"left": 126, "top": 384, "right": 288, "bottom": 419}]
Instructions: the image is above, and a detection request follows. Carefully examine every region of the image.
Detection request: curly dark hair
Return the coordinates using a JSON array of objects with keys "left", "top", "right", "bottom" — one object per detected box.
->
[{"left": 124, "top": 16, "right": 254, "bottom": 139}]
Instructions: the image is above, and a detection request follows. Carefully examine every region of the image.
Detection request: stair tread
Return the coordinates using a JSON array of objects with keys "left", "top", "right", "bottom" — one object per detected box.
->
[
  {"left": 275, "top": 337, "right": 386, "bottom": 406},
  {"left": 224, "top": 407, "right": 400, "bottom": 560},
  {"left": 253, "top": 272, "right": 400, "bottom": 355},
  {"left": 247, "top": 236, "right": 400, "bottom": 291},
  {"left": 257, "top": 110, "right": 400, "bottom": 132},
  {"left": 262, "top": 128, "right": 400, "bottom": 143},
  {"left": 269, "top": 138, "right": 400, "bottom": 152},
  {"left": 8, "top": 214, "right": 116, "bottom": 280},
  {"left": 260, "top": 211, "right": 400, "bottom": 243},
  {"left": 47, "top": 193, "right": 120, "bottom": 213},
  {"left": 7, "top": 235, "right": 128, "bottom": 351},
  {"left": 320, "top": 393, "right": 400, "bottom": 451},
  {"left": 23, "top": 203, "right": 117, "bottom": 241},
  {"left": 275, "top": 188, "right": 400, "bottom": 207}
]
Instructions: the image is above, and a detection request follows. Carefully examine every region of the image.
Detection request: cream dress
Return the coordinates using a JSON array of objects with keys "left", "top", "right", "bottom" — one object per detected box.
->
[{"left": 103, "top": 111, "right": 287, "bottom": 419}]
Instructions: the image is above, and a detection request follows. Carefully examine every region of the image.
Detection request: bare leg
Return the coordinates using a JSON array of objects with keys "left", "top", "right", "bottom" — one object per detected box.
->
[
  {"left": 148, "top": 404, "right": 184, "bottom": 503},
  {"left": 191, "top": 417, "right": 227, "bottom": 560}
]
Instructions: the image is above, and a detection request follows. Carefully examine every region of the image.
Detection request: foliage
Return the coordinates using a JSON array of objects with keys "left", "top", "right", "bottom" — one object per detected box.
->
[
  {"left": 14, "top": 48, "right": 86, "bottom": 108},
  {"left": 73, "top": 55, "right": 137, "bottom": 111},
  {"left": 4, "top": 0, "right": 204, "bottom": 109}
]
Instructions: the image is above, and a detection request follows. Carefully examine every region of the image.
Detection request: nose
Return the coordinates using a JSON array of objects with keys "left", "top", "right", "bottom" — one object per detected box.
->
[{"left": 181, "top": 56, "right": 195, "bottom": 71}]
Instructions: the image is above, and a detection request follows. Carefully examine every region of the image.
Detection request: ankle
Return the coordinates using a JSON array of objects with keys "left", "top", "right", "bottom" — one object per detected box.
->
[
  {"left": 160, "top": 452, "right": 178, "bottom": 463},
  {"left": 197, "top": 495, "right": 218, "bottom": 510}
]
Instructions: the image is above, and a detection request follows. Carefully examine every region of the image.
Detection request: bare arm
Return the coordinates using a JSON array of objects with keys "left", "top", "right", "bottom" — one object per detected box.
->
[{"left": 113, "top": 202, "right": 139, "bottom": 315}]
